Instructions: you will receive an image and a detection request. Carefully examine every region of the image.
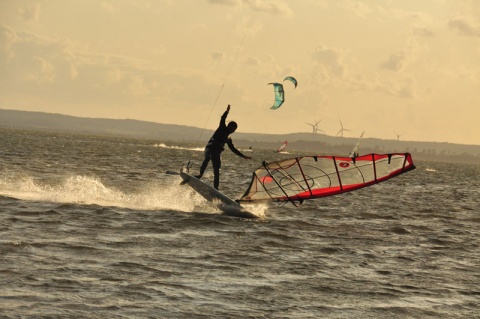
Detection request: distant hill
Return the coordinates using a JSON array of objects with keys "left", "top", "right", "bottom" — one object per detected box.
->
[
  {"left": 0, "top": 109, "right": 206, "bottom": 142},
  {"left": 1, "top": 109, "right": 479, "bottom": 164}
]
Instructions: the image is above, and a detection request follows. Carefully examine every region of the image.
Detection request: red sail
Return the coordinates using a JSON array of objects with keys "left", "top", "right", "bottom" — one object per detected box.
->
[{"left": 239, "top": 153, "right": 415, "bottom": 204}]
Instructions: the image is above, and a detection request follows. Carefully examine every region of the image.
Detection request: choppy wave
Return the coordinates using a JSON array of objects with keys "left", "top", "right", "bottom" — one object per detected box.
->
[
  {"left": 154, "top": 143, "right": 204, "bottom": 152},
  {"left": 0, "top": 128, "right": 479, "bottom": 318}
]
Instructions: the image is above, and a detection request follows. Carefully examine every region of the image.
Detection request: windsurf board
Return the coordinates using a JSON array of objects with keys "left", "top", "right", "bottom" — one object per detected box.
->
[{"left": 169, "top": 171, "right": 258, "bottom": 218}]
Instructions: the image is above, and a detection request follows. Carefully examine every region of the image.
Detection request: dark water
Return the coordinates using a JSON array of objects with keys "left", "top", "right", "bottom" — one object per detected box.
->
[{"left": 1, "top": 128, "right": 479, "bottom": 318}]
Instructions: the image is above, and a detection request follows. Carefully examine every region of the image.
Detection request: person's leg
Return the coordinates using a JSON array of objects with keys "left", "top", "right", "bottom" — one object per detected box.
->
[
  {"left": 211, "top": 152, "right": 221, "bottom": 190},
  {"left": 196, "top": 148, "right": 211, "bottom": 178}
]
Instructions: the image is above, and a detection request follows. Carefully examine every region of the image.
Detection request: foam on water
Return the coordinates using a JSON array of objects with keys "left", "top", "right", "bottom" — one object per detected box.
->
[
  {"left": 0, "top": 173, "right": 201, "bottom": 212},
  {"left": 0, "top": 171, "right": 268, "bottom": 218}
]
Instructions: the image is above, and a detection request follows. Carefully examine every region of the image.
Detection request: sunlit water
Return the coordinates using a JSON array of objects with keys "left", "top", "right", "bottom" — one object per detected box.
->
[{"left": 1, "top": 128, "right": 479, "bottom": 318}]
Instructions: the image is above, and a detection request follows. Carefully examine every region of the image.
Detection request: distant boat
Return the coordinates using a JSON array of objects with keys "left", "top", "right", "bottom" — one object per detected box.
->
[{"left": 275, "top": 140, "right": 288, "bottom": 153}]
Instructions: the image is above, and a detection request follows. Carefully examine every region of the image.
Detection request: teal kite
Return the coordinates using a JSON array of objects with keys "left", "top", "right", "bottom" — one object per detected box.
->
[
  {"left": 284, "top": 76, "right": 298, "bottom": 88},
  {"left": 268, "top": 76, "right": 297, "bottom": 110},
  {"left": 268, "top": 82, "right": 284, "bottom": 110}
]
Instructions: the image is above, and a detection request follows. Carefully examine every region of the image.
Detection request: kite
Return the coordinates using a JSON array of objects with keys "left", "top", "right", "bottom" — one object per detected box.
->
[
  {"left": 268, "top": 82, "right": 284, "bottom": 110},
  {"left": 268, "top": 76, "right": 297, "bottom": 110},
  {"left": 284, "top": 76, "right": 298, "bottom": 88}
]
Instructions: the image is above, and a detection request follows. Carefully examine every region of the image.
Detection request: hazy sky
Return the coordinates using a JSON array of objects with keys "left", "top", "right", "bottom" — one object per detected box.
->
[{"left": 1, "top": 0, "right": 479, "bottom": 145}]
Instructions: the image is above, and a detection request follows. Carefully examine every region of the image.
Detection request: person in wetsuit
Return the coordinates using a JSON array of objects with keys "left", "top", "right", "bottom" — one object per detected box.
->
[{"left": 195, "top": 104, "right": 251, "bottom": 190}]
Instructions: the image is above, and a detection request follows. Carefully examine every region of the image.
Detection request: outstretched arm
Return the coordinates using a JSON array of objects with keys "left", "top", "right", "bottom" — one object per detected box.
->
[
  {"left": 227, "top": 138, "right": 252, "bottom": 160},
  {"left": 220, "top": 104, "right": 230, "bottom": 126}
]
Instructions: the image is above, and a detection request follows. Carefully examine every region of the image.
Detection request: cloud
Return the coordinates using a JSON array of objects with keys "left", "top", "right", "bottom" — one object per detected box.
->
[
  {"left": 211, "top": 51, "right": 225, "bottom": 62},
  {"left": 101, "top": 2, "right": 120, "bottom": 12},
  {"left": 243, "top": 54, "right": 260, "bottom": 66},
  {"left": 207, "top": 0, "right": 293, "bottom": 16},
  {"left": 17, "top": 3, "right": 41, "bottom": 22},
  {"left": 2, "top": 28, "right": 80, "bottom": 83},
  {"left": 380, "top": 39, "right": 422, "bottom": 72},
  {"left": 309, "top": 43, "right": 417, "bottom": 100},
  {"left": 243, "top": 0, "right": 293, "bottom": 17},
  {"left": 361, "top": 74, "right": 416, "bottom": 100},
  {"left": 448, "top": 16, "right": 480, "bottom": 37},
  {"left": 350, "top": 71, "right": 417, "bottom": 99},
  {"left": 342, "top": 1, "right": 372, "bottom": 19},
  {"left": 380, "top": 51, "right": 409, "bottom": 72},
  {"left": 412, "top": 26, "right": 435, "bottom": 37},
  {"left": 385, "top": 77, "right": 417, "bottom": 99},
  {"left": 207, "top": 0, "right": 241, "bottom": 6},
  {"left": 0, "top": 24, "right": 19, "bottom": 58},
  {"left": 191, "top": 23, "right": 208, "bottom": 32},
  {"left": 0, "top": 24, "right": 217, "bottom": 117},
  {"left": 311, "top": 44, "right": 348, "bottom": 77}
]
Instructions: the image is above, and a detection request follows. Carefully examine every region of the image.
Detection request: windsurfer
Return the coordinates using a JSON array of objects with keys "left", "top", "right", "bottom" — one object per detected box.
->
[{"left": 195, "top": 105, "right": 251, "bottom": 190}]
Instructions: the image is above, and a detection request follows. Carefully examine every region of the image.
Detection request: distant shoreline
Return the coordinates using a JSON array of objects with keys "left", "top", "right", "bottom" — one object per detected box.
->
[{"left": 1, "top": 109, "right": 479, "bottom": 164}]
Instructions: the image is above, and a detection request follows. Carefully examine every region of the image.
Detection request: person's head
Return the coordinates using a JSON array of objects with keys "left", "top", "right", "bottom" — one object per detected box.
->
[{"left": 227, "top": 121, "right": 237, "bottom": 133}]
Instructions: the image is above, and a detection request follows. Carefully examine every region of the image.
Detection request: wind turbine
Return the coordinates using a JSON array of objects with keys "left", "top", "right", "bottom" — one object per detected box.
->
[
  {"left": 394, "top": 131, "right": 402, "bottom": 141},
  {"left": 305, "top": 119, "right": 323, "bottom": 134},
  {"left": 336, "top": 120, "right": 351, "bottom": 137}
]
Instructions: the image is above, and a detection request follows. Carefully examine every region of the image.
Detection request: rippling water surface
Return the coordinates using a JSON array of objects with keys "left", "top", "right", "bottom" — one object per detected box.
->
[{"left": 0, "top": 128, "right": 479, "bottom": 318}]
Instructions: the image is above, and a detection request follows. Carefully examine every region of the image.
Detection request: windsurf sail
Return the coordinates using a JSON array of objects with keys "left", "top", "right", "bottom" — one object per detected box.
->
[
  {"left": 238, "top": 153, "right": 415, "bottom": 205},
  {"left": 349, "top": 131, "right": 365, "bottom": 158},
  {"left": 275, "top": 140, "right": 288, "bottom": 153}
]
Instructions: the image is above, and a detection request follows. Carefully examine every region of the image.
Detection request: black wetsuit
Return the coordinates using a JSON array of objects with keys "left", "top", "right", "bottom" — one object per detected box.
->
[{"left": 197, "top": 109, "right": 247, "bottom": 190}]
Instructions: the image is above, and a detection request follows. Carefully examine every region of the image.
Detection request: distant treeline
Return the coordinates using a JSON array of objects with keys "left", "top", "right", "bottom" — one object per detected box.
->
[{"left": 1, "top": 109, "right": 479, "bottom": 165}]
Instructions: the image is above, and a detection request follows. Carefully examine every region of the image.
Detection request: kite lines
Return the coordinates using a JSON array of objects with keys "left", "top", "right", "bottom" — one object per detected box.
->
[{"left": 195, "top": 12, "right": 258, "bottom": 146}]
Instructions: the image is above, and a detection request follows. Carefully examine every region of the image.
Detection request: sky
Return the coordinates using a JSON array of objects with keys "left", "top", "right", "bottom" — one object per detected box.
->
[{"left": 1, "top": 0, "right": 480, "bottom": 145}]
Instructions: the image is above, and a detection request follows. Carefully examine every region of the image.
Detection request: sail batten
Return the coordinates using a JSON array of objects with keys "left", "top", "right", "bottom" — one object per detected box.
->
[{"left": 239, "top": 153, "right": 415, "bottom": 204}]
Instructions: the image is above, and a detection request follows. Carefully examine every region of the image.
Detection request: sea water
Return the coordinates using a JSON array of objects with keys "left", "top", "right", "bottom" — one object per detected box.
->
[{"left": 0, "top": 128, "right": 479, "bottom": 318}]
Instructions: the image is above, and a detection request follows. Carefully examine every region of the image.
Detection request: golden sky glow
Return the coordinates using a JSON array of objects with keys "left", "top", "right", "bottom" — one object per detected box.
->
[{"left": 1, "top": 0, "right": 480, "bottom": 144}]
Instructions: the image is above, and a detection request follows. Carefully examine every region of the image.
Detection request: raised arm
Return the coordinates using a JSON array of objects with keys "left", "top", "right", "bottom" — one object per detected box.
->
[{"left": 220, "top": 104, "right": 230, "bottom": 126}]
